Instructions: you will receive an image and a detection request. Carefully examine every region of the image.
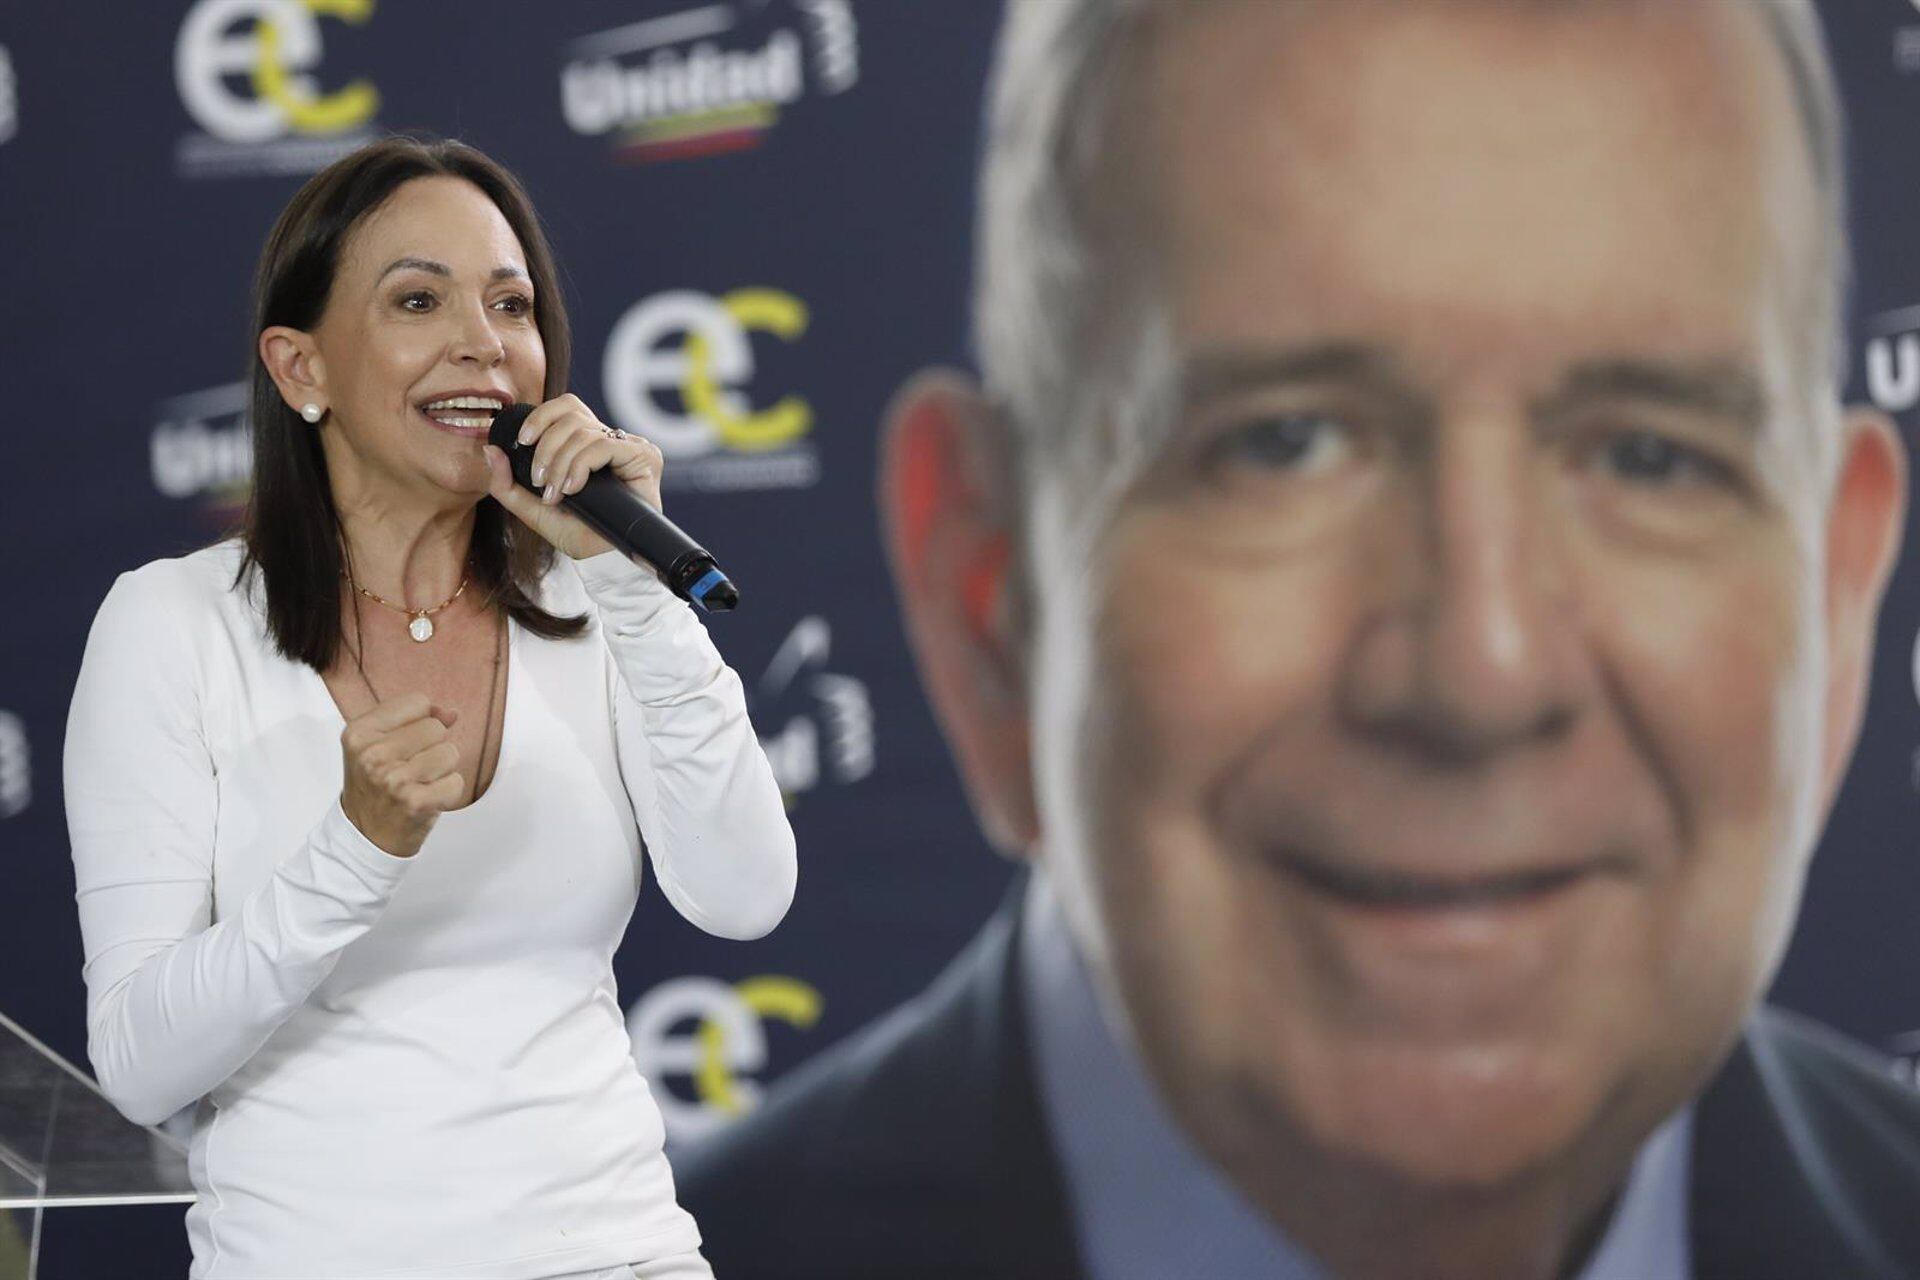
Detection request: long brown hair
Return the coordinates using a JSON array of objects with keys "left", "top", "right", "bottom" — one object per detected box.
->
[{"left": 237, "top": 134, "right": 587, "bottom": 669}]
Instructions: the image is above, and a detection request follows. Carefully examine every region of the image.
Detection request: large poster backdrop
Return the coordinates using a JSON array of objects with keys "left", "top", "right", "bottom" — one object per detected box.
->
[{"left": 0, "top": 1, "right": 1916, "bottom": 1273}]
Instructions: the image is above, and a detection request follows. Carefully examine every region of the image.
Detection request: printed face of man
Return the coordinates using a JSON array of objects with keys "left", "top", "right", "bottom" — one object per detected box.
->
[{"left": 1003, "top": 0, "right": 1896, "bottom": 1197}]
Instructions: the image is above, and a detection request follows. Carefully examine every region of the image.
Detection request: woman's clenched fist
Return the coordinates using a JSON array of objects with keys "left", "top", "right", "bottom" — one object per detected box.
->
[{"left": 339, "top": 693, "right": 464, "bottom": 857}]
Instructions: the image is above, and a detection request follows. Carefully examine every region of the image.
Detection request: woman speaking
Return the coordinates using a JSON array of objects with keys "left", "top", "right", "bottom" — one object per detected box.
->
[{"left": 62, "top": 136, "right": 795, "bottom": 1279}]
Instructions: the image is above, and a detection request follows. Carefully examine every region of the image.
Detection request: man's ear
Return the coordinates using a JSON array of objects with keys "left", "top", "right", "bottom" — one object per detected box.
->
[
  {"left": 258, "top": 326, "right": 328, "bottom": 417},
  {"left": 879, "top": 368, "right": 1040, "bottom": 858},
  {"left": 1820, "top": 405, "right": 1909, "bottom": 808}
]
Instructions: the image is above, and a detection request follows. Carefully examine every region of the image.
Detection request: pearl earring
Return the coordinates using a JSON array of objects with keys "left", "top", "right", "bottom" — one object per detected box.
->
[{"left": 300, "top": 403, "right": 324, "bottom": 424}]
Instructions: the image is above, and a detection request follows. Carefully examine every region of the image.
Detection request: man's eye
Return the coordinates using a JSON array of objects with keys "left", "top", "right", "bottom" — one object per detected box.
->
[
  {"left": 1206, "top": 414, "right": 1353, "bottom": 475},
  {"left": 398, "top": 291, "right": 436, "bottom": 313},
  {"left": 1595, "top": 431, "right": 1736, "bottom": 489}
]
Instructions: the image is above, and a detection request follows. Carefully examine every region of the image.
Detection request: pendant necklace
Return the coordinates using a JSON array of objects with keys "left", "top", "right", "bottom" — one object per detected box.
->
[
  {"left": 347, "top": 590, "right": 504, "bottom": 809},
  {"left": 345, "top": 568, "right": 471, "bottom": 642}
]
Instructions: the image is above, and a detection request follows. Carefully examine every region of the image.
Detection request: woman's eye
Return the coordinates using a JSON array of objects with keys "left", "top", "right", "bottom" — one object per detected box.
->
[
  {"left": 493, "top": 294, "right": 533, "bottom": 315},
  {"left": 398, "top": 290, "right": 435, "bottom": 313},
  {"left": 1205, "top": 413, "right": 1354, "bottom": 476},
  {"left": 1595, "top": 430, "right": 1737, "bottom": 490}
]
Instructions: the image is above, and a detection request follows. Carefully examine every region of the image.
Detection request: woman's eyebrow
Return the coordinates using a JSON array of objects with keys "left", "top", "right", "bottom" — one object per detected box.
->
[
  {"left": 375, "top": 257, "right": 530, "bottom": 284},
  {"left": 378, "top": 256, "right": 449, "bottom": 281}
]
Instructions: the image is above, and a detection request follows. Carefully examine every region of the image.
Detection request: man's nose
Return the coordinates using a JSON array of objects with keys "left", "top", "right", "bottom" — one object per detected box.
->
[{"left": 1339, "top": 423, "right": 1584, "bottom": 762}]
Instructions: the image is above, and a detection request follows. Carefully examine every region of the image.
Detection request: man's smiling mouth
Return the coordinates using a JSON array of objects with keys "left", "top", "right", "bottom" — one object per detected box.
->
[{"left": 1275, "top": 849, "right": 1636, "bottom": 910}]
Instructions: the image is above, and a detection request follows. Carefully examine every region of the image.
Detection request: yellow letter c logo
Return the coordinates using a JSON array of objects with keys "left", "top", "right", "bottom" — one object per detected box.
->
[
  {"left": 683, "top": 289, "right": 814, "bottom": 454},
  {"left": 253, "top": 0, "right": 378, "bottom": 135},
  {"left": 693, "top": 976, "right": 823, "bottom": 1115}
]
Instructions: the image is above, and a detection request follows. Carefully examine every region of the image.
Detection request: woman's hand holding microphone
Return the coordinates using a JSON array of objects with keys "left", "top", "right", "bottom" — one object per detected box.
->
[{"left": 481, "top": 393, "right": 665, "bottom": 561}]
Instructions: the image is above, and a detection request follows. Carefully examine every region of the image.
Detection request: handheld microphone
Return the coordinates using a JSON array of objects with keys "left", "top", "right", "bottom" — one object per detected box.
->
[{"left": 488, "top": 403, "right": 740, "bottom": 613}]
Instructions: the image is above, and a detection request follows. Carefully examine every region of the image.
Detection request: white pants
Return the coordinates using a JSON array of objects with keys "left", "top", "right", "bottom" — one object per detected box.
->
[
  {"left": 631, "top": 1251, "right": 714, "bottom": 1280},
  {"left": 555, "top": 1251, "right": 714, "bottom": 1280}
]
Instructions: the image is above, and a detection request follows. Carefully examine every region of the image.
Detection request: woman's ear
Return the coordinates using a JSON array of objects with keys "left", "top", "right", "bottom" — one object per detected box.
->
[
  {"left": 259, "top": 326, "right": 328, "bottom": 418},
  {"left": 878, "top": 368, "right": 1040, "bottom": 857}
]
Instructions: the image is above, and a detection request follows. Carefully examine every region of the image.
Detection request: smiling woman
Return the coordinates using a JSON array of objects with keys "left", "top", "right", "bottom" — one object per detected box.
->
[{"left": 61, "top": 135, "right": 794, "bottom": 1280}]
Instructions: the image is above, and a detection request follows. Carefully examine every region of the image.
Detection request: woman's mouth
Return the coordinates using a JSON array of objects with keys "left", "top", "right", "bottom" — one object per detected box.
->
[{"left": 418, "top": 394, "right": 507, "bottom": 437}]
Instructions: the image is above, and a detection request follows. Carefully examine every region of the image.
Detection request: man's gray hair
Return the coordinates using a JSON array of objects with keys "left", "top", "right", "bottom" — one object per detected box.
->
[{"left": 973, "top": 0, "right": 1850, "bottom": 513}]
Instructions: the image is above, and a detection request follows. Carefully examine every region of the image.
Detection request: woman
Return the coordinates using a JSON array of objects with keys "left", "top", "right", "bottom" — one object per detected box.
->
[{"left": 63, "top": 135, "right": 795, "bottom": 1279}]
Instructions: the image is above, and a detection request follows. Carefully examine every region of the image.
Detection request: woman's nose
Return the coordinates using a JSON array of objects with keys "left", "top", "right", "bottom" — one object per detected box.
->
[{"left": 450, "top": 300, "right": 506, "bottom": 367}]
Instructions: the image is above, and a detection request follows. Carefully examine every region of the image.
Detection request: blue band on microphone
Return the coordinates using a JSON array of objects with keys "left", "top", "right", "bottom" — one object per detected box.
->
[{"left": 689, "top": 568, "right": 727, "bottom": 608}]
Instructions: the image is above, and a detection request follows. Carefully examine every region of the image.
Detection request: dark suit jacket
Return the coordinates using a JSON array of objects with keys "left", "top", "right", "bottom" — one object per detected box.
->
[{"left": 678, "top": 883, "right": 1920, "bottom": 1279}]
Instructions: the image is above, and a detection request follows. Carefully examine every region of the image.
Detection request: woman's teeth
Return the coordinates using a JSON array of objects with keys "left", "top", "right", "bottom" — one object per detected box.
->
[{"left": 421, "top": 396, "right": 502, "bottom": 428}]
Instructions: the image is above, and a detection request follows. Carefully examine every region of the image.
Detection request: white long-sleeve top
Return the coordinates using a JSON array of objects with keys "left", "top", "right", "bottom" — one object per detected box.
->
[{"left": 64, "top": 538, "right": 796, "bottom": 1280}]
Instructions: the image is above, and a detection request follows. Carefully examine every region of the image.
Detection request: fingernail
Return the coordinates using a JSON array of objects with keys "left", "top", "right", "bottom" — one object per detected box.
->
[
  {"left": 530, "top": 463, "right": 546, "bottom": 486},
  {"left": 543, "top": 481, "right": 558, "bottom": 504},
  {"left": 517, "top": 424, "right": 535, "bottom": 445}
]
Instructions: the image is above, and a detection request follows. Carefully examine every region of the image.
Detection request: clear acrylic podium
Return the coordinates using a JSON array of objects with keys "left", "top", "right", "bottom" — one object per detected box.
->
[{"left": 0, "top": 1011, "right": 193, "bottom": 1279}]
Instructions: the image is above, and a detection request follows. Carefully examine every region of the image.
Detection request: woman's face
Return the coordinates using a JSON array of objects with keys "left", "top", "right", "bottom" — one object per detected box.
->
[{"left": 311, "top": 175, "right": 547, "bottom": 504}]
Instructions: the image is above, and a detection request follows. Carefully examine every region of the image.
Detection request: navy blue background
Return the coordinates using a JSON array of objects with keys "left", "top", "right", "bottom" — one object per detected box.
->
[{"left": 0, "top": 3, "right": 1914, "bottom": 1275}]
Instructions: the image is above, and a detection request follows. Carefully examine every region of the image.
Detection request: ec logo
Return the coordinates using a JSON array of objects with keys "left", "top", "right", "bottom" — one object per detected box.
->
[
  {"left": 602, "top": 288, "right": 812, "bottom": 460},
  {"left": 627, "top": 974, "right": 822, "bottom": 1142},
  {"left": 175, "top": 0, "right": 378, "bottom": 143}
]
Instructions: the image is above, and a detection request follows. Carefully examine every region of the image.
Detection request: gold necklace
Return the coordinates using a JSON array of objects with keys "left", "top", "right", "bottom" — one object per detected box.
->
[
  {"left": 343, "top": 569, "right": 471, "bottom": 642},
  {"left": 348, "top": 593, "right": 504, "bottom": 810}
]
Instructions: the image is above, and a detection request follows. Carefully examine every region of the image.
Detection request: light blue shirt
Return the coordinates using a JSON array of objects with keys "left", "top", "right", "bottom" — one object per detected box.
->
[{"left": 1019, "top": 872, "right": 1695, "bottom": 1280}]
